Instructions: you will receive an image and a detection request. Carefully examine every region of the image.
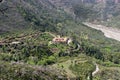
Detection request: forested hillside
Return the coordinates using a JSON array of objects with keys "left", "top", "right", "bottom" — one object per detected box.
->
[
  {"left": 0, "top": 0, "right": 120, "bottom": 80},
  {"left": 49, "top": 0, "right": 120, "bottom": 27},
  {"left": 0, "top": 0, "right": 71, "bottom": 33}
]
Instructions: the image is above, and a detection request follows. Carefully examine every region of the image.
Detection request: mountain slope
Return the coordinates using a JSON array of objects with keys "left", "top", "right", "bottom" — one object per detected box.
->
[
  {"left": 0, "top": 0, "right": 120, "bottom": 80},
  {"left": 0, "top": 0, "right": 70, "bottom": 33}
]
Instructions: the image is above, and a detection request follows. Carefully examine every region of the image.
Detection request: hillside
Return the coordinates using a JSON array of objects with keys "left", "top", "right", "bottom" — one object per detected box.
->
[
  {"left": 50, "top": 0, "right": 120, "bottom": 27},
  {"left": 0, "top": 0, "right": 120, "bottom": 80},
  {"left": 0, "top": 0, "right": 70, "bottom": 33}
]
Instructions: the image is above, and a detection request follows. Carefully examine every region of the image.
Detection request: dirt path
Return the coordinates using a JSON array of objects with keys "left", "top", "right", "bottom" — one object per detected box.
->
[
  {"left": 92, "top": 63, "right": 99, "bottom": 76},
  {"left": 83, "top": 22, "right": 120, "bottom": 41}
]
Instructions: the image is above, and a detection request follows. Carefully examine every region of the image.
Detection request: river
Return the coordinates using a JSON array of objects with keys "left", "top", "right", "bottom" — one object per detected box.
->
[{"left": 83, "top": 22, "right": 120, "bottom": 42}]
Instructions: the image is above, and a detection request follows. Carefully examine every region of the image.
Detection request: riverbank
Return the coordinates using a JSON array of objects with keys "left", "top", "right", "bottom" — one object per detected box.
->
[{"left": 83, "top": 22, "right": 120, "bottom": 41}]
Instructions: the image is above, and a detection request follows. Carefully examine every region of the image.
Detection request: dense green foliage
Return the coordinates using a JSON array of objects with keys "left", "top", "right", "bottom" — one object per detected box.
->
[{"left": 0, "top": 0, "right": 120, "bottom": 80}]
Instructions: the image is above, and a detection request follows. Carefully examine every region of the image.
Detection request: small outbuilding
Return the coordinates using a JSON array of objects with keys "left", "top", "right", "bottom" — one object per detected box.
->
[{"left": 52, "top": 35, "right": 72, "bottom": 44}]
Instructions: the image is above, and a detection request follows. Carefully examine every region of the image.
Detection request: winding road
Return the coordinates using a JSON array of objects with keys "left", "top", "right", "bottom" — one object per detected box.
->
[{"left": 83, "top": 22, "right": 120, "bottom": 41}]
